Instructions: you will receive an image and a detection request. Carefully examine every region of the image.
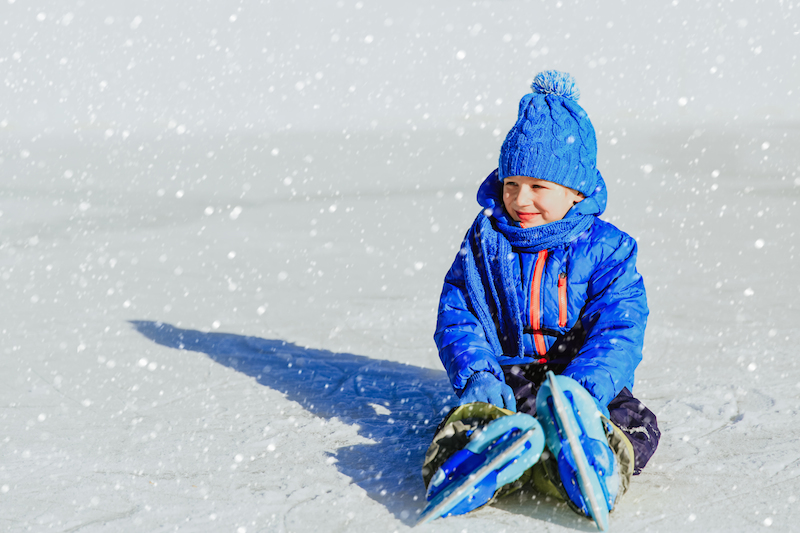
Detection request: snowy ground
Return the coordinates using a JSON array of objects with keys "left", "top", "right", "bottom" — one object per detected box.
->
[
  {"left": 3, "top": 1, "right": 800, "bottom": 532},
  {"left": 3, "top": 122, "right": 799, "bottom": 532}
]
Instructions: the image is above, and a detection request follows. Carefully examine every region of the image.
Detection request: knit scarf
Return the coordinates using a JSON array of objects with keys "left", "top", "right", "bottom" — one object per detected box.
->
[{"left": 461, "top": 170, "right": 606, "bottom": 358}]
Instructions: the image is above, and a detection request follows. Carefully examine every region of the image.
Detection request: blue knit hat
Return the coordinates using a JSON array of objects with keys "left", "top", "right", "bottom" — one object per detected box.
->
[{"left": 498, "top": 71, "right": 598, "bottom": 196}]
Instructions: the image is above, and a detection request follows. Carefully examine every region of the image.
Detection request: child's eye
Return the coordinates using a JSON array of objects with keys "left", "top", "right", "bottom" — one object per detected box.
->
[{"left": 505, "top": 181, "right": 518, "bottom": 187}]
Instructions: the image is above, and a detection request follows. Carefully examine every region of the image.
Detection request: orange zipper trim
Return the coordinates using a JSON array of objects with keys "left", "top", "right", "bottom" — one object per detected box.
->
[
  {"left": 558, "top": 272, "right": 568, "bottom": 328},
  {"left": 530, "top": 250, "right": 548, "bottom": 356}
]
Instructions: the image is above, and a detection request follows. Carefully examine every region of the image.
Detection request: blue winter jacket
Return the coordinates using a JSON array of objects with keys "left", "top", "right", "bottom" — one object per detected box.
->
[{"left": 434, "top": 173, "right": 648, "bottom": 407}]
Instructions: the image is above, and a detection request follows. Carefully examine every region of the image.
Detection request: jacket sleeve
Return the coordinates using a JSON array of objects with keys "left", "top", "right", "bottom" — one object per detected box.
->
[
  {"left": 563, "top": 235, "right": 648, "bottom": 407},
  {"left": 433, "top": 249, "right": 505, "bottom": 393}
]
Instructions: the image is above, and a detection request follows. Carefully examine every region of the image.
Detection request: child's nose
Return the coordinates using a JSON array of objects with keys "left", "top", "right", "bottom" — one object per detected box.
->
[{"left": 517, "top": 185, "right": 535, "bottom": 205}]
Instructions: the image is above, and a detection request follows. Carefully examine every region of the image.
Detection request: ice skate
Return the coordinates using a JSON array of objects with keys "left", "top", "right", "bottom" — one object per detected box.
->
[{"left": 418, "top": 412, "right": 545, "bottom": 524}]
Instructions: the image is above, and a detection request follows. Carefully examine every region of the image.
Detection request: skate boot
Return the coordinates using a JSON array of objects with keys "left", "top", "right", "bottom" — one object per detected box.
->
[
  {"left": 418, "top": 411, "right": 545, "bottom": 523},
  {"left": 536, "top": 372, "right": 620, "bottom": 531}
]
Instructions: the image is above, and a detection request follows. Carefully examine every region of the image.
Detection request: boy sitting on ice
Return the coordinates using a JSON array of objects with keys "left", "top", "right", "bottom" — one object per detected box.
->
[{"left": 423, "top": 71, "right": 660, "bottom": 520}]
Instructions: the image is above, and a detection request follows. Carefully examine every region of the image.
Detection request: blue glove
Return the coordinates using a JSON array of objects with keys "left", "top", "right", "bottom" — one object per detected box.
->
[
  {"left": 594, "top": 396, "right": 611, "bottom": 420},
  {"left": 458, "top": 372, "right": 517, "bottom": 412}
]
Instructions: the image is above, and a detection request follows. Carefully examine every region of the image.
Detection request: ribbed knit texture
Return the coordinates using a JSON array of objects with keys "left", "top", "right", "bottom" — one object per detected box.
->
[
  {"left": 462, "top": 213, "right": 594, "bottom": 358},
  {"left": 499, "top": 71, "right": 598, "bottom": 196}
]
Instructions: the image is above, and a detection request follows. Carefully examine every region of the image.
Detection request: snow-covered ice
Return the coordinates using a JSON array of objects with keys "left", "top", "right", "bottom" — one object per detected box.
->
[{"left": 2, "top": 1, "right": 799, "bottom": 532}]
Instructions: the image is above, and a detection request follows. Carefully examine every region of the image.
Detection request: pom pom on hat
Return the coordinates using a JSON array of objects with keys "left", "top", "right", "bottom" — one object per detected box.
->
[{"left": 531, "top": 70, "right": 580, "bottom": 102}]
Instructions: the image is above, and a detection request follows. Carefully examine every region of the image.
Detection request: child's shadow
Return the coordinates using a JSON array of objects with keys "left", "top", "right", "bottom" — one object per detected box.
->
[{"left": 129, "top": 320, "right": 455, "bottom": 525}]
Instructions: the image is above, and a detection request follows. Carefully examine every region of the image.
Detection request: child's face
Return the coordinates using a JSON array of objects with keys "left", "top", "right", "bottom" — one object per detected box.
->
[{"left": 502, "top": 176, "right": 584, "bottom": 228}]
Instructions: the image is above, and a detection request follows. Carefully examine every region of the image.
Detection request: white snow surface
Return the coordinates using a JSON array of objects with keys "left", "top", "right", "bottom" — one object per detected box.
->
[{"left": 2, "top": 1, "right": 800, "bottom": 532}]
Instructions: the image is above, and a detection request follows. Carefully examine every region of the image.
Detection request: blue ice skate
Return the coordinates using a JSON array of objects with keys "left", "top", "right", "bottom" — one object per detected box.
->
[
  {"left": 417, "top": 412, "right": 545, "bottom": 524},
  {"left": 536, "top": 372, "right": 620, "bottom": 532}
]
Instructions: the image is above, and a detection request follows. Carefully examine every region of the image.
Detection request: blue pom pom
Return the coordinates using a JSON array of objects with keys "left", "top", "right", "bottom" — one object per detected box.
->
[{"left": 531, "top": 71, "right": 580, "bottom": 102}]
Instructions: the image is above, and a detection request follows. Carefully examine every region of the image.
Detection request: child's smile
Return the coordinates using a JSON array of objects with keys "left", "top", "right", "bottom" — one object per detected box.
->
[{"left": 502, "top": 176, "right": 584, "bottom": 228}]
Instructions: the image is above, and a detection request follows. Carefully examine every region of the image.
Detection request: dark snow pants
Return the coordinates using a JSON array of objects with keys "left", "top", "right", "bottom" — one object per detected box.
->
[{"left": 503, "top": 363, "right": 660, "bottom": 474}]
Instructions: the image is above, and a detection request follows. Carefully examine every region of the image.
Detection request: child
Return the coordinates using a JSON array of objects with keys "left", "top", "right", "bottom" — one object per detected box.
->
[{"left": 423, "top": 71, "right": 660, "bottom": 519}]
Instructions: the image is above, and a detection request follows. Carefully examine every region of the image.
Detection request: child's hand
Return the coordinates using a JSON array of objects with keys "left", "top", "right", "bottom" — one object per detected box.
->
[{"left": 458, "top": 372, "right": 517, "bottom": 412}]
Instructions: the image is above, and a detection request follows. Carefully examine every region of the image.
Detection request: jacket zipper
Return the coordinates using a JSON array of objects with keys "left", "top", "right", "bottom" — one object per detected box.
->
[
  {"left": 530, "top": 250, "right": 548, "bottom": 356},
  {"left": 558, "top": 272, "right": 568, "bottom": 328}
]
